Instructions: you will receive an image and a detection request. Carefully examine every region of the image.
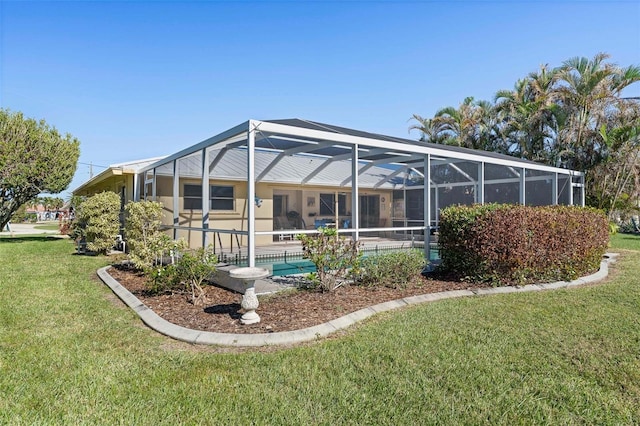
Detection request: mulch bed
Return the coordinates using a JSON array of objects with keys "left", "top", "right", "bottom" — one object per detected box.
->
[{"left": 106, "top": 266, "right": 490, "bottom": 335}]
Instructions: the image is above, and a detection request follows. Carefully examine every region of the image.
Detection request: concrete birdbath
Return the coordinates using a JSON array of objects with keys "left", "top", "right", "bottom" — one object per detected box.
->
[{"left": 229, "top": 267, "right": 270, "bottom": 325}]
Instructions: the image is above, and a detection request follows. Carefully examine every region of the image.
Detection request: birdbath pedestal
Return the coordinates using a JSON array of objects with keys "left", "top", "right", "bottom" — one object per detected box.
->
[{"left": 229, "top": 267, "right": 270, "bottom": 325}]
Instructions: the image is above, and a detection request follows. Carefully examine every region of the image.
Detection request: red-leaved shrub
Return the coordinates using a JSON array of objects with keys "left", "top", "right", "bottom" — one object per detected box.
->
[{"left": 438, "top": 204, "right": 609, "bottom": 286}]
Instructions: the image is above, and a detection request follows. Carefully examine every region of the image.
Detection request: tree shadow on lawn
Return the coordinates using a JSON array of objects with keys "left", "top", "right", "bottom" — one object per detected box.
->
[
  {"left": 617, "top": 233, "right": 640, "bottom": 240},
  {"left": 0, "top": 235, "right": 63, "bottom": 244}
]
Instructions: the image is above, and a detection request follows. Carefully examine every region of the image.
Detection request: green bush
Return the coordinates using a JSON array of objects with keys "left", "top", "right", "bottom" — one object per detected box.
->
[
  {"left": 609, "top": 221, "right": 620, "bottom": 234},
  {"left": 359, "top": 250, "right": 425, "bottom": 289},
  {"left": 438, "top": 204, "right": 609, "bottom": 286},
  {"left": 72, "top": 192, "right": 121, "bottom": 254},
  {"left": 124, "top": 200, "right": 172, "bottom": 269},
  {"left": 145, "top": 246, "right": 217, "bottom": 306},
  {"left": 297, "top": 227, "right": 361, "bottom": 292},
  {"left": 619, "top": 217, "right": 640, "bottom": 234},
  {"left": 145, "top": 263, "right": 179, "bottom": 295}
]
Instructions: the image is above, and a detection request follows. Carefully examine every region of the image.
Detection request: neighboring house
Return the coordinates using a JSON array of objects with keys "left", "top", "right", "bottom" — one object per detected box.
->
[
  {"left": 74, "top": 119, "right": 584, "bottom": 267},
  {"left": 25, "top": 204, "right": 66, "bottom": 221}
]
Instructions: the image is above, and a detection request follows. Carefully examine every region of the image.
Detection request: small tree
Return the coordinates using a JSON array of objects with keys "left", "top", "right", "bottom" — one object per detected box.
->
[
  {"left": 74, "top": 192, "right": 120, "bottom": 254},
  {"left": 146, "top": 245, "right": 217, "bottom": 306},
  {"left": 173, "top": 247, "right": 217, "bottom": 306},
  {"left": 0, "top": 109, "right": 80, "bottom": 230},
  {"left": 124, "top": 200, "right": 172, "bottom": 269},
  {"left": 297, "top": 227, "right": 361, "bottom": 292}
]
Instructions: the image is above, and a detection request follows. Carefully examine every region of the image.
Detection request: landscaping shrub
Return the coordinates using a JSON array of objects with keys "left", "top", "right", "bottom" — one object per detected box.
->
[
  {"left": 359, "top": 250, "right": 425, "bottom": 289},
  {"left": 145, "top": 263, "right": 179, "bottom": 295},
  {"left": 438, "top": 204, "right": 609, "bottom": 286},
  {"left": 72, "top": 192, "right": 121, "bottom": 254},
  {"left": 145, "top": 246, "right": 217, "bottom": 306},
  {"left": 619, "top": 216, "right": 640, "bottom": 234},
  {"left": 124, "top": 200, "right": 172, "bottom": 269},
  {"left": 297, "top": 227, "right": 361, "bottom": 292}
]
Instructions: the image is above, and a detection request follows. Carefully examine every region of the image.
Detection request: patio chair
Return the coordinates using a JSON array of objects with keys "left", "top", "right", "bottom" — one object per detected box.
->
[
  {"left": 378, "top": 218, "right": 388, "bottom": 237},
  {"left": 274, "top": 217, "right": 292, "bottom": 241}
]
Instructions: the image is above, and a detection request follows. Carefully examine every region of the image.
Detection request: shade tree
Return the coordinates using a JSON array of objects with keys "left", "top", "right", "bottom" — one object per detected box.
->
[{"left": 0, "top": 109, "right": 80, "bottom": 229}]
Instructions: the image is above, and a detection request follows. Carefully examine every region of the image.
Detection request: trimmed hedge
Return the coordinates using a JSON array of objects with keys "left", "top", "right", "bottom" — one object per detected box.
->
[{"left": 438, "top": 204, "right": 609, "bottom": 286}]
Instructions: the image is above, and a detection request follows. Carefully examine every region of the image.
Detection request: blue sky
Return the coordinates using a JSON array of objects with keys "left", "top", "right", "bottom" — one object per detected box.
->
[{"left": 1, "top": 0, "right": 639, "bottom": 198}]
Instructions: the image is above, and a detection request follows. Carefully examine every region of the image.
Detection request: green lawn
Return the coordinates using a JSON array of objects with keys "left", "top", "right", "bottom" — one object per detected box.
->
[
  {"left": 33, "top": 223, "right": 61, "bottom": 231},
  {"left": 1, "top": 234, "right": 639, "bottom": 424},
  {"left": 610, "top": 232, "right": 640, "bottom": 251}
]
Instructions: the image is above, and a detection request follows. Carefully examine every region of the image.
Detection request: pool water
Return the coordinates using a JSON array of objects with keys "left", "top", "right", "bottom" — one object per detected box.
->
[{"left": 254, "top": 248, "right": 440, "bottom": 276}]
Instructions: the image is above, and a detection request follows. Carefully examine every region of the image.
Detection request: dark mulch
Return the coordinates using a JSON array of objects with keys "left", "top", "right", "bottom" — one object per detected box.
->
[{"left": 106, "top": 266, "right": 490, "bottom": 334}]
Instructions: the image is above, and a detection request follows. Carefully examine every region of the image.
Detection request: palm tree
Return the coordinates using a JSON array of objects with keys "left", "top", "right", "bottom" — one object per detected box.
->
[
  {"left": 494, "top": 65, "right": 559, "bottom": 163},
  {"left": 554, "top": 52, "right": 640, "bottom": 171},
  {"left": 409, "top": 114, "right": 448, "bottom": 144},
  {"left": 432, "top": 97, "right": 500, "bottom": 151},
  {"left": 589, "top": 123, "right": 640, "bottom": 217},
  {"left": 50, "top": 197, "right": 64, "bottom": 211}
]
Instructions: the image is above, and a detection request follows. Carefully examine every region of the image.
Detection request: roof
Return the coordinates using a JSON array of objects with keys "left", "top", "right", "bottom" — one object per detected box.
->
[
  {"left": 155, "top": 148, "right": 405, "bottom": 188},
  {"left": 72, "top": 156, "right": 166, "bottom": 194},
  {"left": 105, "top": 118, "right": 582, "bottom": 192},
  {"left": 109, "top": 157, "right": 168, "bottom": 172},
  {"left": 262, "top": 118, "right": 543, "bottom": 167}
]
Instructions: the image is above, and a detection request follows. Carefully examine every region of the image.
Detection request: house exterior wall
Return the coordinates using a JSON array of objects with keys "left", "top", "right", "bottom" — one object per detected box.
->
[
  {"left": 74, "top": 174, "right": 136, "bottom": 204},
  {"left": 155, "top": 177, "right": 274, "bottom": 248},
  {"left": 153, "top": 176, "right": 392, "bottom": 249}
]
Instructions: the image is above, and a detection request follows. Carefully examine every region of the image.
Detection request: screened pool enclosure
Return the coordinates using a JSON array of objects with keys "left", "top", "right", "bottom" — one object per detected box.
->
[{"left": 135, "top": 119, "right": 584, "bottom": 267}]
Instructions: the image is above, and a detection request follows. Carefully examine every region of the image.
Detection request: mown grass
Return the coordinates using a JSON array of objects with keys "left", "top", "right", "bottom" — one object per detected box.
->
[
  {"left": 1, "top": 234, "right": 639, "bottom": 424},
  {"left": 610, "top": 232, "right": 640, "bottom": 251},
  {"left": 33, "top": 223, "right": 61, "bottom": 231}
]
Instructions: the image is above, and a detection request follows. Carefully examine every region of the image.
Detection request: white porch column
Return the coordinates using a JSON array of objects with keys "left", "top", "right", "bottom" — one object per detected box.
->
[
  {"left": 201, "top": 148, "right": 210, "bottom": 248},
  {"left": 151, "top": 168, "right": 157, "bottom": 201},
  {"left": 519, "top": 167, "right": 526, "bottom": 205},
  {"left": 478, "top": 162, "right": 485, "bottom": 204},
  {"left": 351, "top": 144, "right": 359, "bottom": 241},
  {"left": 247, "top": 122, "right": 257, "bottom": 267},
  {"left": 133, "top": 173, "right": 140, "bottom": 202},
  {"left": 552, "top": 173, "right": 558, "bottom": 205},
  {"left": 569, "top": 174, "right": 574, "bottom": 206},
  {"left": 173, "top": 159, "right": 180, "bottom": 240},
  {"left": 424, "top": 154, "right": 431, "bottom": 260},
  {"left": 434, "top": 184, "right": 440, "bottom": 225}
]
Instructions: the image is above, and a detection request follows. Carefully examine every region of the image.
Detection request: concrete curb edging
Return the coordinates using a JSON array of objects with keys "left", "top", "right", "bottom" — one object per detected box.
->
[{"left": 97, "top": 253, "right": 619, "bottom": 347}]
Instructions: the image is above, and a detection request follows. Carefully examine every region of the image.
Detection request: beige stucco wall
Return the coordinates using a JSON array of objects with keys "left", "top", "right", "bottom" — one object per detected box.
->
[
  {"left": 154, "top": 178, "right": 274, "bottom": 248},
  {"left": 154, "top": 177, "right": 392, "bottom": 248},
  {"left": 276, "top": 184, "right": 393, "bottom": 228},
  {"left": 74, "top": 173, "right": 135, "bottom": 202},
  {"left": 76, "top": 172, "right": 393, "bottom": 249}
]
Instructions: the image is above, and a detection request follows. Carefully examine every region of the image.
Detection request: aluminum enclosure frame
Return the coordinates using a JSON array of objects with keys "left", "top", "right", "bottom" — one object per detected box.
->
[{"left": 137, "top": 119, "right": 585, "bottom": 267}]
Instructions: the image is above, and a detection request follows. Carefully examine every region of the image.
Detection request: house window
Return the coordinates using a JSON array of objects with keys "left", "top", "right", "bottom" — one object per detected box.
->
[
  {"left": 184, "top": 184, "right": 202, "bottom": 210},
  {"left": 319, "top": 193, "right": 346, "bottom": 216},
  {"left": 183, "top": 184, "right": 235, "bottom": 211},
  {"left": 210, "top": 185, "right": 234, "bottom": 211}
]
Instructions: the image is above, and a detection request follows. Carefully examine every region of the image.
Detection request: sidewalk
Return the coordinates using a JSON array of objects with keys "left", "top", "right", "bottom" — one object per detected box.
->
[{"left": 0, "top": 223, "right": 60, "bottom": 236}]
